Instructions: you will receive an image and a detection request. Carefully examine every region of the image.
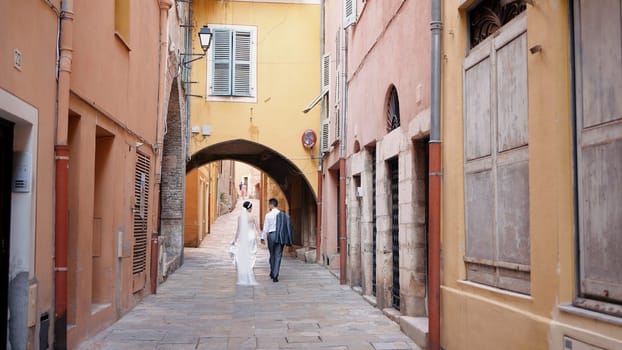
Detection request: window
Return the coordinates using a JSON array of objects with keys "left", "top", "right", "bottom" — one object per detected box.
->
[
  {"left": 114, "top": 0, "right": 130, "bottom": 46},
  {"left": 463, "top": 14, "right": 530, "bottom": 294},
  {"left": 387, "top": 86, "right": 400, "bottom": 132},
  {"left": 573, "top": 0, "right": 622, "bottom": 316},
  {"left": 207, "top": 25, "right": 257, "bottom": 101}
]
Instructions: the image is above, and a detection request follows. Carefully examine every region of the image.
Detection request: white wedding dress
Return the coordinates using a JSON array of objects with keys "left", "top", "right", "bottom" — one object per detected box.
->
[{"left": 234, "top": 209, "right": 258, "bottom": 286}]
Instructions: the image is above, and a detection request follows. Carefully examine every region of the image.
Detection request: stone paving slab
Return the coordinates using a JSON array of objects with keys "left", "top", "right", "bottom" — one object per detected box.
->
[{"left": 77, "top": 200, "right": 420, "bottom": 350}]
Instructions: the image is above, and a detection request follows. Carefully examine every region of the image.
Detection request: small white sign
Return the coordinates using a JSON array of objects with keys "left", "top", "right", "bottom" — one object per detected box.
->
[{"left": 14, "top": 49, "right": 22, "bottom": 71}]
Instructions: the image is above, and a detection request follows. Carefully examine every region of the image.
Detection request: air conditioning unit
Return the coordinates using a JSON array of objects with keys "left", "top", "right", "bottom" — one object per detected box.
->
[{"left": 563, "top": 336, "right": 605, "bottom": 350}]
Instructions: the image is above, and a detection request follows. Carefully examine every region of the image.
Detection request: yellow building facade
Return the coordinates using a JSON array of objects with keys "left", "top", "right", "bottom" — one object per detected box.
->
[
  {"left": 187, "top": 0, "right": 321, "bottom": 250},
  {"left": 441, "top": 1, "right": 622, "bottom": 349}
]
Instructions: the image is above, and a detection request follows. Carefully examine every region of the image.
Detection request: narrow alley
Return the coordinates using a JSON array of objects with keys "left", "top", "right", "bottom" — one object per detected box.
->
[{"left": 77, "top": 200, "right": 419, "bottom": 350}]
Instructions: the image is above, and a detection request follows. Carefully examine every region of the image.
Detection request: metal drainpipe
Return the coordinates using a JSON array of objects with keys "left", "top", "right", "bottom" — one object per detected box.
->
[
  {"left": 316, "top": 0, "right": 325, "bottom": 264},
  {"left": 429, "top": 0, "right": 442, "bottom": 348},
  {"left": 338, "top": 25, "right": 348, "bottom": 285},
  {"left": 54, "top": 0, "right": 74, "bottom": 348}
]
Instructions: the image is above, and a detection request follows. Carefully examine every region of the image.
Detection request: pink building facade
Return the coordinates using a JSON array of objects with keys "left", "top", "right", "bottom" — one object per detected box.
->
[{"left": 317, "top": 0, "right": 430, "bottom": 347}]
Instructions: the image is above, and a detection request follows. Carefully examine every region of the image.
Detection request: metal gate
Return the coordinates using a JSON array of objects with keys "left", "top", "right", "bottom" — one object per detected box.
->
[
  {"left": 390, "top": 158, "right": 400, "bottom": 310},
  {"left": 371, "top": 149, "right": 377, "bottom": 296},
  {"left": 337, "top": 177, "right": 340, "bottom": 253}
]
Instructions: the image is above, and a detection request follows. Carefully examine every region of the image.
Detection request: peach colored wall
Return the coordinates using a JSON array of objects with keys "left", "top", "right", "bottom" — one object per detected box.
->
[
  {"left": 0, "top": 0, "right": 58, "bottom": 322},
  {"left": 71, "top": 1, "right": 160, "bottom": 144}
]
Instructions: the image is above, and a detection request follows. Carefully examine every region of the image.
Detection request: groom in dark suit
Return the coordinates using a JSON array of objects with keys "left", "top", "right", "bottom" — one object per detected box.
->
[{"left": 261, "top": 198, "right": 293, "bottom": 282}]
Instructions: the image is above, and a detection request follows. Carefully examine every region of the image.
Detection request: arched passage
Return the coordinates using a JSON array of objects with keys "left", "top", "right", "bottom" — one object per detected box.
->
[{"left": 187, "top": 139, "right": 317, "bottom": 253}]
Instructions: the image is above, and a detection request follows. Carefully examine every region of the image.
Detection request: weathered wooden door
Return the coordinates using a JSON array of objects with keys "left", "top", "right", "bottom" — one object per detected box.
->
[{"left": 574, "top": 0, "right": 622, "bottom": 307}]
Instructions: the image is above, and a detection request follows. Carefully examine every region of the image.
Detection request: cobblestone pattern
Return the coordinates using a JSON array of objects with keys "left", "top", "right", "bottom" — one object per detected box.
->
[{"left": 78, "top": 200, "right": 420, "bottom": 350}]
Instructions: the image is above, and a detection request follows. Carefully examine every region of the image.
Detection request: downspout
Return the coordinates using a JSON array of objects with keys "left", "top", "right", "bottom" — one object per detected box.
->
[
  {"left": 316, "top": 0, "right": 325, "bottom": 264},
  {"left": 152, "top": 0, "right": 173, "bottom": 295},
  {"left": 429, "top": 0, "right": 442, "bottom": 349},
  {"left": 338, "top": 24, "right": 348, "bottom": 285},
  {"left": 54, "top": 0, "right": 74, "bottom": 348}
]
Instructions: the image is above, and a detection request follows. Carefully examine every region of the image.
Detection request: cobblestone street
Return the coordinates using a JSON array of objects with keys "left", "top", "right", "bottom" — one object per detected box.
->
[{"left": 77, "top": 201, "right": 419, "bottom": 350}]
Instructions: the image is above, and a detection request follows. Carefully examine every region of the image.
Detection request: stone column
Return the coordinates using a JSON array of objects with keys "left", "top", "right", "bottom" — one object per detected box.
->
[{"left": 375, "top": 141, "right": 393, "bottom": 309}]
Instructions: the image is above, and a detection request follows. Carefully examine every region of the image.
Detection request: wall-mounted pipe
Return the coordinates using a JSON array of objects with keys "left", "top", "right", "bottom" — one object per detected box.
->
[
  {"left": 338, "top": 19, "right": 349, "bottom": 285},
  {"left": 317, "top": 0, "right": 325, "bottom": 264},
  {"left": 54, "top": 0, "right": 74, "bottom": 348},
  {"left": 428, "top": 0, "right": 442, "bottom": 348}
]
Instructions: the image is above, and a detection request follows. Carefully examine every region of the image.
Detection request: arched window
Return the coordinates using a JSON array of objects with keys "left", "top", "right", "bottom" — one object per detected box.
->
[{"left": 387, "top": 86, "right": 400, "bottom": 132}]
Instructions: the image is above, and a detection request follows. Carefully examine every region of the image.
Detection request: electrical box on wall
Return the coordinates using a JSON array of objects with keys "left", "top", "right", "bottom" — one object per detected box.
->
[
  {"left": 356, "top": 186, "right": 364, "bottom": 198},
  {"left": 12, "top": 152, "right": 31, "bottom": 193}
]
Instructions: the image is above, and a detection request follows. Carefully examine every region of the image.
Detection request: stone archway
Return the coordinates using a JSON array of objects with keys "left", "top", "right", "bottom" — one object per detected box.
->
[
  {"left": 159, "top": 78, "right": 186, "bottom": 281},
  {"left": 187, "top": 139, "right": 317, "bottom": 253}
]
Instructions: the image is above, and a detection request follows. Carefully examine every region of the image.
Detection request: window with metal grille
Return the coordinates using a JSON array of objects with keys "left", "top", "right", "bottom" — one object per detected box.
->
[
  {"left": 468, "top": 0, "right": 527, "bottom": 49},
  {"left": 389, "top": 158, "right": 400, "bottom": 310},
  {"left": 371, "top": 148, "right": 377, "bottom": 296},
  {"left": 132, "top": 152, "right": 150, "bottom": 276},
  {"left": 387, "top": 86, "right": 400, "bottom": 132}
]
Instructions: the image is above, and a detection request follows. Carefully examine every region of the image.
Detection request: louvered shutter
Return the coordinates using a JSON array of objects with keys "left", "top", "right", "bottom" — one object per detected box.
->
[
  {"left": 211, "top": 29, "right": 232, "bottom": 96},
  {"left": 321, "top": 54, "right": 330, "bottom": 92},
  {"left": 344, "top": 0, "right": 357, "bottom": 27},
  {"left": 320, "top": 118, "right": 330, "bottom": 153},
  {"left": 132, "top": 152, "right": 150, "bottom": 292},
  {"left": 233, "top": 30, "right": 253, "bottom": 96}
]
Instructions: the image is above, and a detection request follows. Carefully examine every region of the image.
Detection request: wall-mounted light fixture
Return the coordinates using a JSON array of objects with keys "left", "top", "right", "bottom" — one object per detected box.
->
[{"left": 181, "top": 25, "right": 213, "bottom": 68}]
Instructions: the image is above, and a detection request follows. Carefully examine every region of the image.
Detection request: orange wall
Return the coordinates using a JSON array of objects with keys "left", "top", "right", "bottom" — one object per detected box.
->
[{"left": 0, "top": 0, "right": 59, "bottom": 320}]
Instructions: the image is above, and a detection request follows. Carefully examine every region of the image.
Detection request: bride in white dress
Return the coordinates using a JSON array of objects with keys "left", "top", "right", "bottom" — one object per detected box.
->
[{"left": 231, "top": 201, "right": 259, "bottom": 286}]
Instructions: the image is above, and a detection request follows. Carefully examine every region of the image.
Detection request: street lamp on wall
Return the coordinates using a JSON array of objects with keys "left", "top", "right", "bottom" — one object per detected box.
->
[{"left": 181, "top": 25, "right": 213, "bottom": 68}]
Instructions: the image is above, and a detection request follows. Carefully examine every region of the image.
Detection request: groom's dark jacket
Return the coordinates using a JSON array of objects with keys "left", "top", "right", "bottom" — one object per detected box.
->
[{"left": 275, "top": 211, "right": 293, "bottom": 246}]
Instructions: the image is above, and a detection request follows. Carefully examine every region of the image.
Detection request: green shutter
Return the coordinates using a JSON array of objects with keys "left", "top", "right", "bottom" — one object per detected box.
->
[
  {"left": 211, "top": 29, "right": 232, "bottom": 96},
  {"left": 232, "top": 30, "right": 252, "bottom": 97}
]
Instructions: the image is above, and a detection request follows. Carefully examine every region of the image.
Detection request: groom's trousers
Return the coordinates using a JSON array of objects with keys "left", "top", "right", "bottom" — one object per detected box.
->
[{"left": 267, "top": 231, "right": 284, "bottom": 278}]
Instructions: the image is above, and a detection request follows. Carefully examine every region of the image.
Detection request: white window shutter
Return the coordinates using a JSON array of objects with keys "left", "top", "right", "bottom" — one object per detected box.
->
[
  {"left": 321, "top": 54, "right": 330, "bottom": 92},
  {"left": 344, "top": 0, "right": 357, "bottom": 28},
  {"left": 233, "top": 30, "right": 252, "bottom": 97},
  {"left": 320, "top": 118, "right": 330, "bottom": 153},
  {"left": 211, "top": 29, "right": 232, "bottom": 96}
]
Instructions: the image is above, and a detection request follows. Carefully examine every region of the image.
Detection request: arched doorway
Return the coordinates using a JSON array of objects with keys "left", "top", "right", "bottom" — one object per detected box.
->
[{"left": 187, "top": 139, "right": 317, "bottom": 252}]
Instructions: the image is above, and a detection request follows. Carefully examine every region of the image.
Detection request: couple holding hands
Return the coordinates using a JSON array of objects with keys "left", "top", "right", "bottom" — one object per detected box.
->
[{"left": 230, "top": 198, "right": 293, "bottom": 285}]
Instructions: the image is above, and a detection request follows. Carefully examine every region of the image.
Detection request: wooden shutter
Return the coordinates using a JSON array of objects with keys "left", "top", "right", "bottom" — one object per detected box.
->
[
  {"left": 575, "top": 0, "right": 622, "bottom": 303},
  {"left": 233, "top": 30, "right": 252, "bottom": 97},
  {"left": 344, "top": 0, "right": 357, "bottom": 27},
  {"left": 464, "top": 15, "right": 530, "bottom": 294},
  {"left": 132, "top": 152, "right": 150, "bottom": 292},
  {"left": 321, "top": 54, "right": 330, "bottom": 92},
  {"left": 211, "top": 29, "right": 232, "bottom": 96}
]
